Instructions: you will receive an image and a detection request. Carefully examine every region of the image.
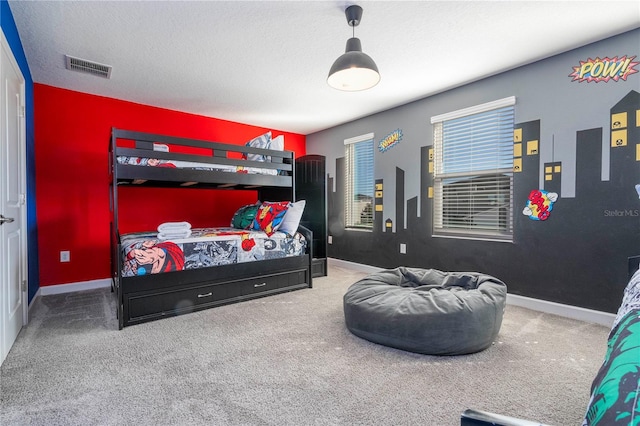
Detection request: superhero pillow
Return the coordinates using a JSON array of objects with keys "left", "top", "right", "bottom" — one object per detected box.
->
[
  {"left": 231, "top": 202, "right": 261, "bottom": 229},
  {"left": 251, "top": 201, "right": 290, "bottom": 236}
]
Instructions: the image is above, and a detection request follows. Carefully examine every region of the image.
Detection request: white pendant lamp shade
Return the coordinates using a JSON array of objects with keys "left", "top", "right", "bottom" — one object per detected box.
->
[
  {"left": 327, "top": 37, "right": 380, "bottom": 91},
  {"left": 327, "top": 5, "right": 380, "bottom": 91}
]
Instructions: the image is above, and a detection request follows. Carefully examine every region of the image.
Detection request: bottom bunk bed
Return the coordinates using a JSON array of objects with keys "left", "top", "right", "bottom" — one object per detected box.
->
[{"left": 114, "top": 225, "right": 313, "bottom": 329}]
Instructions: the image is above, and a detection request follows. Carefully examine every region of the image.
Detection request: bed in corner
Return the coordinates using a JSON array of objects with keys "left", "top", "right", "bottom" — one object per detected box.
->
[{"left": 109, "top": 128, "right": 313, "bottom": 329}]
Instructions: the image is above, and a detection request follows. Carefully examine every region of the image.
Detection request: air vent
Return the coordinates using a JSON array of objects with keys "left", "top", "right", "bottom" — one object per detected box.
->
[{"left": 64, "top": 55, "right": 112, "bottom": 79}]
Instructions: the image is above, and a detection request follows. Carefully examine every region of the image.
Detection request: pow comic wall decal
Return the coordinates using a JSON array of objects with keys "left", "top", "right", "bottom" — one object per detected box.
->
[
  {"left": 523, "top": 189, "right": 558, "bottom": 221},
  {"left": 569, "top": 56, "right": 639, "bottom": 83}
]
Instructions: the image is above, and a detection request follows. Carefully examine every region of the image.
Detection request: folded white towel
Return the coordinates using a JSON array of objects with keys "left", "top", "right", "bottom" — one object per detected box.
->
[
  {"left": 157, "top": 230, "right": 192, "bottom": 240},
  {"left": 157, "top": 221, "right": 192, "bottom": 233}
]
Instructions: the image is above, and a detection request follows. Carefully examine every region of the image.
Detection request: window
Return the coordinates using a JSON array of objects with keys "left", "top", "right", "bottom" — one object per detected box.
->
[
  {"left": 345, "top": 133, "right": 374, "bottom": 229},
  {"left": 431, "top": 97, "right": 515, "bottom": 240}
]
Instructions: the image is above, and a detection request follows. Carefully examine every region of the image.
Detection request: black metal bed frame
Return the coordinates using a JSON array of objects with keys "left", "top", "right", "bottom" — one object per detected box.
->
[{"left": 109, "top": 128, "right": 312, "bottom": 329}]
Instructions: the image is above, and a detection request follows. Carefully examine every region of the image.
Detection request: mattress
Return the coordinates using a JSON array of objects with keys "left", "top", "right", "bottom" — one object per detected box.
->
[
  {"left": 613, "top": 268, "right": 640, "bottom": 328},
  {"left": 117, "top": 156, "right": 277, "bottom": 175},
  {"left": 120, "top": 227, "right": 306, "bottom": 277}
]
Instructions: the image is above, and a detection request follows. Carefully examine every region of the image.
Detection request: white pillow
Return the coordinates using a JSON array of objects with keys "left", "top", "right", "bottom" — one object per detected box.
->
[
  {"left": 271, "top": 135, "right": 284, "bottom": 151},
  {"left": 278, "top": 200, "right": 306, "bottom": 235}
]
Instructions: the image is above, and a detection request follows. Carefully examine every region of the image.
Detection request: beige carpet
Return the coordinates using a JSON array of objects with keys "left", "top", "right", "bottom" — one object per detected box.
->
[{"left": 1, "top": 265, "right": 610, "bottom": 425}]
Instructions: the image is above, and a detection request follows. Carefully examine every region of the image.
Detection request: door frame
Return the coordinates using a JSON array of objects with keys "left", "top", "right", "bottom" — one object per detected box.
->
[{"left": 0, "top": 28, "right": 29, "bottom": 358}]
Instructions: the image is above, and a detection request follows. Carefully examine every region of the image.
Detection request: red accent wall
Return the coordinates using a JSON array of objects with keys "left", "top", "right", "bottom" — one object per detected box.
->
[{"left": 34, "top": 84, "right": 306, "bottom": 287}]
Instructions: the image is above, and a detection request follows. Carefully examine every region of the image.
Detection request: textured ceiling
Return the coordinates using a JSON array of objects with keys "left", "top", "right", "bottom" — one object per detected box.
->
[{"left": 8, "top": 0, "right": 640, "bottom": 135}]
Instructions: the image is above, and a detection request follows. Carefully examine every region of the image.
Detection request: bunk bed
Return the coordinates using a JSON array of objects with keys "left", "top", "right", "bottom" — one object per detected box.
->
[{"left": 110, "top": 128, "right": 313, "bottom": 329}]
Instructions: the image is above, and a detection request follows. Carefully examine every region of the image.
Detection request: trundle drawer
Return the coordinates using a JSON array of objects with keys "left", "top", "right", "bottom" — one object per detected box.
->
[
  {"left": 241, "top": 276, "right": 284, "bottom": 296},
  {"left": 128, "top": 282, "right": 241, "bottom": 320},
  {"left": 241, "top": 270, "right": 308, "bottom": 296}
]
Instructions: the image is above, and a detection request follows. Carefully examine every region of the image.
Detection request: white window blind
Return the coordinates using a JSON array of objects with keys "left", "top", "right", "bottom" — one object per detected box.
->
[
  {"left": 345, "top": 134, "right": 374, "bottom": 229},
  {"left": 432, "top": 98, "right": 515, "bottom": 240}
]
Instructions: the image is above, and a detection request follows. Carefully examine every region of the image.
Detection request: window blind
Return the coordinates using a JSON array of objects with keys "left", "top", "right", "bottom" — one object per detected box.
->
[
  {"left": 433, "top": 102, "right": 514, "bottom": 240},
  {"left": 345, "top": 135, "right": 374, "bottom": 229}
]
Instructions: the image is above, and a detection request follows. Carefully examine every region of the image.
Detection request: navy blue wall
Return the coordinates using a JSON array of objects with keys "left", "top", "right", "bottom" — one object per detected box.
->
[{"left": 1, "top": 0, "right": 39, "bottom": 302}]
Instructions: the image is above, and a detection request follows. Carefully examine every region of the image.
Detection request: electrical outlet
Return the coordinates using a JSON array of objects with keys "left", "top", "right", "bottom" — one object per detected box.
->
[
  {"left": 400, "top": 243, "right": 406, "bottom": 254},
  {"left": 60, "top": 251, "right": 70, "bottom": 262},
  {"left": 328, "top": 235, "right": 333, "bottom": 244}
]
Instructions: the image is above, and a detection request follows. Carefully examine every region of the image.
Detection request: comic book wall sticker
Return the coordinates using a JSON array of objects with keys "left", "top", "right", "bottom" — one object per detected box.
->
[
  {"left": 523, "top": 189, "right": 558, "bottom": 221},
  {"left": 378, "top": 129, "right": 403, "bottom": 153},
  {"left": 569, "top": 55, "right": 638, "bottom": 83}
]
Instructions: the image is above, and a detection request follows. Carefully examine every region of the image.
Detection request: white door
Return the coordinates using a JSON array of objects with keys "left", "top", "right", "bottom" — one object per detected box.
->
[{"left": 0, "top": 31, "right": 26, "bottom": 366}]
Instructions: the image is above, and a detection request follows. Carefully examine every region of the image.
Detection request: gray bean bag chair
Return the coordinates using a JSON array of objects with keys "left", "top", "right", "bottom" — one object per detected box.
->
[{"left": 343, "top": 267, "right": 507, "bottom": 355}]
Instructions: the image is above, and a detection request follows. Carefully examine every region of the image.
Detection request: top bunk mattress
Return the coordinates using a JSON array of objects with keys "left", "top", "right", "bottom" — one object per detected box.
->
[
  {"left": 120, "top": 227, "right": 307, "bottom": 278},
  {"left": 116, "top": 156, "right": 277, "bottom": 175},
  {"left": 111, "top": 129, "right": 294, "bottom": 188}
]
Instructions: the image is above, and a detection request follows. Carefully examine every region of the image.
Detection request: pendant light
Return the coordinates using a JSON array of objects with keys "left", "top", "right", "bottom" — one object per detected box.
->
[{"left": 327, "top": 5, "right": 380, "bottom": 91}]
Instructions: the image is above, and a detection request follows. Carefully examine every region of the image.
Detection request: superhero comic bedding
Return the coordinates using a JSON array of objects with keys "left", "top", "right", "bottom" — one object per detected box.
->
[
  {"left": 582, "top": 267, "right": 640, "bottom": 426},
  {"left": 121, "top": 228, "right": 307, "bottom": 277},
  {"left": 116, "top": 131, "right": 284, "bottom": 176},
  {"left": 116, "top": 156, "right": 278, "bottom": 175},
  {"left": 460, "top": 266, "right": 640, "bottom": 426}
]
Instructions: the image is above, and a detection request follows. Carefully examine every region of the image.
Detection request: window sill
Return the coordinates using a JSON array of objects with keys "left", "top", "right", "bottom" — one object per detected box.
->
[{"left": 432, "top": 233, "right": 513, "bottom": 243}]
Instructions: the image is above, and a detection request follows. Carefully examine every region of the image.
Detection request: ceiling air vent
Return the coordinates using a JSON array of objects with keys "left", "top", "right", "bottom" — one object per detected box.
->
[{"left": 64, "top": 55, "right": 112, "bottom": 79}]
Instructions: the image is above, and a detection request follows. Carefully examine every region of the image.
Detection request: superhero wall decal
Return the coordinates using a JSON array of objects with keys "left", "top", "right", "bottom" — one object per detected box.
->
[
  {"left": 378, "top": 129, "right": 403, "bottom": 153},
  {"left": 569, "top": 55, "right": 638, "bottom": 83},
  {"left": 523, "top": 189, "right": 558, "bottom": 221}
]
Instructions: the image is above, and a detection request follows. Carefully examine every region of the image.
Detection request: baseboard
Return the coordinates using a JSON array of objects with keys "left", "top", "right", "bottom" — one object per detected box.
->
[
  {"left": 328, "top": 258, "right": 615, "bottom": 328},
  {"left": 328, "top": 258, "right": 382, "bottom": 274},
  {"left": 506, "top": 293, "right": 615, "bottom": 328},
  {"left": 28, "top": 288, "right": 42, "bottom": 323},
  {"left": 35, "top": 264, "right": 617, "bottom": 328},
  {"left": 39, "top": 278, "right": 112, "bottom": 296}
]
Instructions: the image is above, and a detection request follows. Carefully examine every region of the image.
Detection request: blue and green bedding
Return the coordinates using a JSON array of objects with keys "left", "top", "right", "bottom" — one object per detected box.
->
[{"left": 583, "top": 269, "right": 640, "bottom": 426}]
